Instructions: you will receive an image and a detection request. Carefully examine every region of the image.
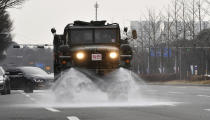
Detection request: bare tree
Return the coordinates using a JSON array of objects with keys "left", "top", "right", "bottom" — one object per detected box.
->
[
  {"left": 172, "top": 0, "right": 180, "bottom": 73},
  {"left": 196, "top": 0, "right": 210, "bottom": 32},
  {"left": 187, "top": 0, "right": 196, "bottom": 40},
  {"left": 143, "top": 9, "right": 163, "bottom": 73},
  {"left": 0, "top": 0, "right": 26, "bottom": 13},
  {"left": 0, "top": 0, "right": 26, "bottom": 60}
]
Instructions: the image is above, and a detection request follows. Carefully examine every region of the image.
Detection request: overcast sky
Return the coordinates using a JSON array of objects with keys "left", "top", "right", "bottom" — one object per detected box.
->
[{"left": 8, "top": 0, "right": 170, "bottom": 44}]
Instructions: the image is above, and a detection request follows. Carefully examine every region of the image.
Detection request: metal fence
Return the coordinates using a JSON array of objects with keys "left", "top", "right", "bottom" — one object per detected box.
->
[{"left": 132, "top": 47, "right": 210, "bottom": 79}]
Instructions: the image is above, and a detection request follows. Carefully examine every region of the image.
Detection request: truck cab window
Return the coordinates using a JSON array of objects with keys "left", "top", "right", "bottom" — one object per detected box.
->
[
  {"left": 71, "top": 29, "right": 93, "bottom": 44},
  {"left": 95, "top": 29, "right": 117, "bottom": 43}
]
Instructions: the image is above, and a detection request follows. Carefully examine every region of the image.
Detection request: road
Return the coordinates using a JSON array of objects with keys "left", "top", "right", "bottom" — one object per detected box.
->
[{"left": 0, "top": 85, "right": 210, "bottom": 120}]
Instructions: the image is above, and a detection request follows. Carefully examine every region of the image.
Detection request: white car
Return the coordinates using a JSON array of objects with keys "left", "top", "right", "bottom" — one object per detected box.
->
[{"left": 0, "top": 67, "right": 11, "bottom": 95}]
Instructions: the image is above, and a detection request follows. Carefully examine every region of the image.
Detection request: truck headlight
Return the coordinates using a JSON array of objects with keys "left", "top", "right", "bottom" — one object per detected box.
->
[
  {"left": 76, "top": 52, "right": 85, "bottom": 60},
  {"left": 109, "top": 52, "right": 118, "bottom": 59},
  {"left": 0, "top": 80, "right": 4, "bottom": 84}
]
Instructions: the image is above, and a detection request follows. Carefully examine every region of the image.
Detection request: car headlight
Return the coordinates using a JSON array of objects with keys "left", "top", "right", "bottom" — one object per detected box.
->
[
  {"left": 76, "top": 52, "right": 85, "bottom": 60},
  {"left": 33, "top": 79, "right": 44, "bottom": 83},
  {"left": 109, "top": 52, "right": 118, "bottom": 59},
  {"left": 0, "top": 80, "right": 4, "bottom": 84}
]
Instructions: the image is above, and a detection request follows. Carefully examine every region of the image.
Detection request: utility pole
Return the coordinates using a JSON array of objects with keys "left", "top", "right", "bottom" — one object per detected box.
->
[
  {"left": 198, "top": 0, "right": 202, "bottom": 32},
  {"left": 180, "top": 47, "right": 182, "bottom": 80},
  {"left": 94, "top": 2, "right": 99, "bottom": 21},
  {"left": 148, "top": 11, "right": 151, "bottom": 74},
  {"left": 174, "top": 0, "right": 178, "bottom": 74},
  {"left": 182, "top": 0, "right": 186, "bottom": 41}
]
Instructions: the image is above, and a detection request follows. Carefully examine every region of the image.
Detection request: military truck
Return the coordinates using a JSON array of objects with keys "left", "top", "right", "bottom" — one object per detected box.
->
[{"left": 52, "top": 20, "right": 134, "bottom": 77}]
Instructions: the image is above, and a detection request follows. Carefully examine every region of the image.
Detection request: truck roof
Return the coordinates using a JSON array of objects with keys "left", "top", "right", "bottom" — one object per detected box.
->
[{"left": 65, "top": 20, "right": 119, "bottom": 30}]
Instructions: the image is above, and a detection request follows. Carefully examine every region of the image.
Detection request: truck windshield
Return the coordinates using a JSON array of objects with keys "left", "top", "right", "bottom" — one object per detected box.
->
[
  {"left": 95, "top": 29, "right": 117, "bottom": 43},
  {"left": 71, "top": 29, "right": 93, "bottom": 44},
  {"left": 70, "top": 29, "right": 117, "bottom": 44}
]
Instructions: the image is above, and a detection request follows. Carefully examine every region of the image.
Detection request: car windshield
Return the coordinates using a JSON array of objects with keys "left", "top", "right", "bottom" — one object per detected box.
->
[
  {"left": 19, "top": 67, "right": 48, "bottom": 75},
  {"left": 0, "top": 69, "right": 3, "bottom": 75},
  {"left": 70, "top": 29, "right": 117, "bottom": 44}
]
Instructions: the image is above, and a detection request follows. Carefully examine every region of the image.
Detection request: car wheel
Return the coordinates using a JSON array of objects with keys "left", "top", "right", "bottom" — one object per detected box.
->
[
  {"left": 6, "top": 82, "right": 11, "bottom": 94},
  {"left": 6, "top": 87, "right": 11, "bottom": 94},
  {"left": 1, "top": 91, "right": 6, "bottom": 95},
  {"left": 24, "top": 83, "right": 34, "bottom": 93},
  {"left": 1, "top": 87, "right": 7, "bottom": 95}
]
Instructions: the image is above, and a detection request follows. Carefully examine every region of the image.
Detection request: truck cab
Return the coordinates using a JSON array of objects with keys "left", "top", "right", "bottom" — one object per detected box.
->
[{"left": 52, "top": 21, "right": 133, "bottom": 76}]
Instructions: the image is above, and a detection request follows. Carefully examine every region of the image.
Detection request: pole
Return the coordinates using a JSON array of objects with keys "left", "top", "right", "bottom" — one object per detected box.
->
[
  {"left": 206, "top": 49, "right": 208, "bottom": 75},
  {"left": 180, "top": 47, "right": 182, "bottom": 80},
  {"left": 175, "top": 0, "right": 178, "bottom": 74},
  {"left": 94, "top": 2, "right": 99, "bottom": 21}
]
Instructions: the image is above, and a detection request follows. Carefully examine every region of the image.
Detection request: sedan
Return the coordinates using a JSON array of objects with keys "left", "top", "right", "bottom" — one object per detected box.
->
[
  {"left": 6, "top": 66, "right": 54, "bottom": 93},
  {"left": 0, "top": 67, "right": 11, "bottom": 95}
]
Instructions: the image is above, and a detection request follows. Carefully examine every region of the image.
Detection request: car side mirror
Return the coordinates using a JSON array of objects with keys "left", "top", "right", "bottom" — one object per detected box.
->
[
  {"left": 132, "top": 30, "right": 137, "bottom": 39},
  {"left": 5, "top": 72, "right": 10, "bottom": 75},
  {"left": 124, "top": 27, "right": 128, "bottom": 33},
  {"left": 18, "top": 73, "right": 23, "bottom": 76}
]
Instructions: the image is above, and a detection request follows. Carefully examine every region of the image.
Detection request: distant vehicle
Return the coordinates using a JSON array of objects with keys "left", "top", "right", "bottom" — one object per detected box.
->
[
  {"left": 52, "top": 20, "right": 134, "bottom": 77},
  {"left": 6, "top": 66, "right": 54, "bottom": 93},
  {"left": 0, "top": 67, "right": 11, "bottom": 95}
]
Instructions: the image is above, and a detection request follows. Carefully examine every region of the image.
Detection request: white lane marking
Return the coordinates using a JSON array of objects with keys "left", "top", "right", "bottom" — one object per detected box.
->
[
  {"left": 29, "top": 98, "right": 35, "bottom": 101},
  {"left": 199, "top": 89, "right": 210, "bottom": 91},
  {"left": 18, "top": 91, "right": 26, "bottom": 95},
  {"left": 19, "top": 91, "right": 36, "bottom": 101},
  {"left": 34, "top": 90, "right": 47, "bottom": 93},
  {"left": 45, "top": 107, "right": 60, "bottom": 112},
  {"left": 67, "top": 116, "right": 80, "bottom": 120},
  {"left": 179, "top": 87, "right": 187, "bottom": 89},
  {"left": 25, "top": 94, "right": 30, "bottom": 97},
  {"left": 168, "top": 92, "right": 183, "bottom": 94},
  {"left": 197, "top": 95, "right": 210, "bottom": 98},
  {"left": 205, "top": 109, "right": 210, "bottom": 111},
  {"left": 147, "top": 90, "right": 158, "bottom": 92},
  {"left": 22, "top": 93, "right": 36, "bottom": 102}
]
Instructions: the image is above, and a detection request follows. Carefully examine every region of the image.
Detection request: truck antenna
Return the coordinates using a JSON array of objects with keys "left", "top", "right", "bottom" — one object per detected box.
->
[{"left": 94, "top": 2, "right": 99, "bottom": 21}]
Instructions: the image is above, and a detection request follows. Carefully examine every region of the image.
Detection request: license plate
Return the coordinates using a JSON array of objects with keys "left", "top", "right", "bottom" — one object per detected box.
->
[{"left": 92, "top": 54, "right": 102, "bottom": 61}]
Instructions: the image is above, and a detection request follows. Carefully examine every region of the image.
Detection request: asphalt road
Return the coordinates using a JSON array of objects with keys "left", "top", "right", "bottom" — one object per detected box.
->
[{"left": 0, "top": 85, "right": 210, "bottom": 120}]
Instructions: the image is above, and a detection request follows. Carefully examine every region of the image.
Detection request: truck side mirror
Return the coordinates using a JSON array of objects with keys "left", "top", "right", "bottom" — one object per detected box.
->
[
  {"left": 132, "top": 30, "right": 137, "bottom": 39},
  {"left": 51, "top": 28, "right": 56, "bottom": 34},
  {"left": 124, "top": 27, "right": 128, "bottom": 33}
]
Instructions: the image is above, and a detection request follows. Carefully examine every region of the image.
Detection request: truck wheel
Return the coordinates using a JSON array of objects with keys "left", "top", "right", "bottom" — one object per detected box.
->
[{"left": 1, "top": 87, "right": 7, "bottom": 95}]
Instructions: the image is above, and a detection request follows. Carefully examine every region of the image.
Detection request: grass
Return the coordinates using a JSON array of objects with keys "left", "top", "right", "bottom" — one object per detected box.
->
[{"left": 150, "top": 80, "right": 210, "bottom": 85}]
